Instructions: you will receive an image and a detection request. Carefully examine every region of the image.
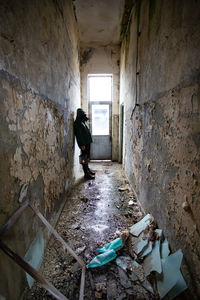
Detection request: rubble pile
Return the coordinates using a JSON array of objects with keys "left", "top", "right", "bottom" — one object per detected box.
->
[{"left": 87, "top": 214, "right": 187, "bottom": 300}]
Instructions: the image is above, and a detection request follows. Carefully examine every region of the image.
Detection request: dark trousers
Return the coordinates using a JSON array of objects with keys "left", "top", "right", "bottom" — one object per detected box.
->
[
  {"left": 81, "top": 144, "right": 90, "bottom": 174},
  {"left": 81, "top": 144, "right": 90, "bottom": 160}
]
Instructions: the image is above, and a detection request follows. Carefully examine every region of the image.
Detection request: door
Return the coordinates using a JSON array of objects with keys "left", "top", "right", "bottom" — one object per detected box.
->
[{"left": 88, "top": 75, "right": 112, "bottom": 160}]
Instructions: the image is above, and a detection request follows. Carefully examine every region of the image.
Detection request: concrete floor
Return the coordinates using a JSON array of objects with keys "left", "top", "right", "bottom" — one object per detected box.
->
[{"left": 24, "top": 162, "right": 151, "bottom": 300}]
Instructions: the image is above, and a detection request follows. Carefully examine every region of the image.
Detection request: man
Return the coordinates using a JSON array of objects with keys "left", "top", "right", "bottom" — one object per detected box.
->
[{"left": 74, "top": 108, "right": 95, "bottom": 179}]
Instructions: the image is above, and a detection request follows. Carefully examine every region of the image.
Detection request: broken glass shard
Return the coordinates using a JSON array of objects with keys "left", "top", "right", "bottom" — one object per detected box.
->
[
  {"left": 140, "top": 242, "right": 153, "bottom": 258},
  {"left": 129, "top": 214, "right": 151, "bottom": 237},
  {"left": 157, "top": 249, "right": 184, "bottom": 299},
  {"left": 24, "top": 229, "right": 45, "bottom": 288},
  {"left": 161, "top": 238, "right": 170, "bottom": 259},
  {"left": 143, "top": 240, "right": 162, "bottom": 276},
  {"left": 118, "top": 267, "right": 132, "bottom": 288},
  {"left": 165, "top": 270, "right": 187, "bottom": 300},
  {"left": 130, "top": 234, "right": 148, "bottom": 255}
]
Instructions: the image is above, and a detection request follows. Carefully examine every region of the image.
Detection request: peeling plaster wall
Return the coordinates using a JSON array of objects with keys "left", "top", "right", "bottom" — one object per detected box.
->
[
  {"left": 0, "top": 0, "right": 80, "bottom": 299},
  {"left": 120, "top": 0, "right": 200, "bottom": 296},
  {"left": 80, "top": 45, "right": 120, "bottom": 161}
]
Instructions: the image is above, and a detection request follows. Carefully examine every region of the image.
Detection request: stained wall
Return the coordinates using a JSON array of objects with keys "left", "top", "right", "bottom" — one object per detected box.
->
[
  {"left": 0, "top": 0, "right": 80, "bottom": 299},
  {"left": 120, "top": 0, "right": 200, "bottom": 296}
]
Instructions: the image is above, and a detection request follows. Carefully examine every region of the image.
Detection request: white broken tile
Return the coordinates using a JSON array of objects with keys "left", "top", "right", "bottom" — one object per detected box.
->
[
  {"left": 116, "top": 256, "right": 132, "bottom": 271},
  {"left": 118, "top": 267, "right": 132, "bottom": 288},
  {"left": 165, "top": 271, "right": 187, "bottom": 300},
  {"left": 161, "top": 238, "right": 170, "bottom": 259},
  {"left": 19, "top": 183, "right": 29, "bottom": 203},
  {"left": 130, "top": 234, "right": 148, "bottom": 255},
  {"left": 140, "top": 242, "right": 153, "bottom": 258},
  {"left": 130, "top": 260, "right": 145, "bottom": 282},
  {"left": 155, "top": 229, "right": 162, "bottom": 239},
  {"left": 129, "top": 214, "right": 151, "bottom": 237},
  {"left": 143, "top": 240, "right": 162, "bottom": 276},
  {"left": 142, "top": 279, "right": 154, "bottom": 294},
  {"left": 157, "top": 249, "right": 183, "bottom": 299}
]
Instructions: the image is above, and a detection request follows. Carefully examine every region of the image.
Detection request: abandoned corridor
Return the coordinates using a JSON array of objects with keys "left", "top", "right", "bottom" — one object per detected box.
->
[{"left": 0, "top": 0, "right": 200, "bottom": 299}]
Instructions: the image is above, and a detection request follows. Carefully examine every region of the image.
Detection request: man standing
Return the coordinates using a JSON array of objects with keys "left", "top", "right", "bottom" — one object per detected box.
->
[{"left": 74, "top": 108, "right": 95, "bottom": 179}]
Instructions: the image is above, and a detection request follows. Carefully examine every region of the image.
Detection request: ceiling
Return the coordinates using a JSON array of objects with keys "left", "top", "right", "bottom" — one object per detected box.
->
[{"left": 73, "top": 0, "right": 125, "bottom": 46}]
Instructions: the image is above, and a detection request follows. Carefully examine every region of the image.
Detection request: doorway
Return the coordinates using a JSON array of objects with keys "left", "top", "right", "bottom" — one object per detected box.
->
[{"left": 88, "top": 74, "right": 112, "bottom": 160}]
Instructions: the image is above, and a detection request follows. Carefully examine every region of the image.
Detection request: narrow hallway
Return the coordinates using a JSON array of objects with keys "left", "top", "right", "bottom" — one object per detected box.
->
[
  {"left": 24, "top": 162, "right": 147, "bottom": 299},
  {"left": 0, "top": 0, "right": 199, "bottom": 299}
]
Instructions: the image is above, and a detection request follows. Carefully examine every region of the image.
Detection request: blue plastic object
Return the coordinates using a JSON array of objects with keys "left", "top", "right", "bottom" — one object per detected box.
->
[
  {"left": 96, "top": 237, "right": 122, "bottom": 253},
  {"left": 87, "top": 249, "right": 117, "bottom": 268}
]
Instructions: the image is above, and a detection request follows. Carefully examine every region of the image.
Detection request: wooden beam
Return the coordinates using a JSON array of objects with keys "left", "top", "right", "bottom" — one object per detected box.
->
[
  {"left": 0, "top": 200, "right": 29, "bottom": 236},
  {"left": 29, "top": 204, "right": 85, "bottom": 268},
  {"left": 79, "top": 267, "right": 86, "bottom": 300}
]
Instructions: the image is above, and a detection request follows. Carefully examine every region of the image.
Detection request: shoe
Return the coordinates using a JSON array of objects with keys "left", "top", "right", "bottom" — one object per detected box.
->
[
  {"left": 84, "top": 173, "right": 95, "bottom": 180},
  {"left": 88, "top": 168, "right": 95, "bottom": 175}
]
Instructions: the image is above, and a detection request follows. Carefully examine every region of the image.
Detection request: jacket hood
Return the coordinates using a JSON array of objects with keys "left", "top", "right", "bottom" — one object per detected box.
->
[{"left": 76, "top": 108, "right": 86, "bottom": 119}]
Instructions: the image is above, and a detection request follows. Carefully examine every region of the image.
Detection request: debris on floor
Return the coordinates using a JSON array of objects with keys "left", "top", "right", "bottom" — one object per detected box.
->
[
  {"left": 23, "top": 163, "right": 188, "bottom": 300},
  {"left": 87, "top": 213, "right": 187, "bottom": 299}
]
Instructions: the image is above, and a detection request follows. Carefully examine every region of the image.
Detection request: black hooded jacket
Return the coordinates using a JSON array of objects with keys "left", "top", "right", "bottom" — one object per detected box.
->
[{"left": 74, "top": 109, "right": 92, "bottom": 148}]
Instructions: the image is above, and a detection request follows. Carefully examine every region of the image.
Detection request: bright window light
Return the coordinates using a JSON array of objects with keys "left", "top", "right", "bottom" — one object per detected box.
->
[
  {"left": 92, "top": 104, "right": 109, "bottom": 135},
  {"left": 88, "top": 75, "right": 112, "bottom": 101}
]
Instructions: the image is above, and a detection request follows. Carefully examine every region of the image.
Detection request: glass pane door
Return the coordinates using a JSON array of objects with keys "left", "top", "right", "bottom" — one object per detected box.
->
[{"left": 92, "top": 104, "right": 109, "bottom": 135}]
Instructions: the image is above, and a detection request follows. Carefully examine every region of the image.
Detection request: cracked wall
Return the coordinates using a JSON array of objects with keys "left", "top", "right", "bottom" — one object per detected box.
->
[
  {"left": 120, "top": 0, "right": 200, "bottom": 297},
  {"left": 0, "top": 1, "right": 80, "bottom": 299}
]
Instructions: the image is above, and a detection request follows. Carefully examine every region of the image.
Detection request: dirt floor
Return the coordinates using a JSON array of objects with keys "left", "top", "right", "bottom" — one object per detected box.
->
[{"left": 23, "top": 162, "right": 155, "bottom": 300}]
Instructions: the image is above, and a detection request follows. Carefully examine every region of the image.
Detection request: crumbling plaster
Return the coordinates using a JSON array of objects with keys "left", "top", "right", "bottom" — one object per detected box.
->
[
  {"left": 120, "top": 0, "right": 200, "bottom": 296},
  {"left": 0, "top": 1, "right": 80, "bottom": 299},
  {"left": 80, "top": 44, "right": 120, "bottom": 161}
]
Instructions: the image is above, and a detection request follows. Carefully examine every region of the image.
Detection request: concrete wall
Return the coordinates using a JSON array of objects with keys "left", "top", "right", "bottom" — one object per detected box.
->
[
  {"left": 80, "top": 44, "right": 120, "bottom": 161},
  {"left": 0, "top": 0, "right": 80, "bottom": 299},
  {"left": 120, "top": 0, "right": 200, "bottom": 296}
]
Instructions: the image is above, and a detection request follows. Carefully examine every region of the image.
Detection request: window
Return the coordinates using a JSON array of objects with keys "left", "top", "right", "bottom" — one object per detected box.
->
[{"left": 88, "top": 74, "right": 112, "bottom": 102}]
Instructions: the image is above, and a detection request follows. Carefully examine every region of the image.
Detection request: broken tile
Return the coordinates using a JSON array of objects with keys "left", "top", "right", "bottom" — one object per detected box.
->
[
  {"left": 129, "top": 234, "right": 148, "bottom": 255},
  {"left": 116, "top": 256, "right": 132, "bottom": 271},
  {"left": 143, "top": 240, "right": 162, "bottom": 276},
  {"left": 75, "top": 245, "right": 86, "bottom": 255},
  {"left": 142, "top": 279, "right": 154, "bottom": 294},
  {"left": 140, "top": 241, "right": 153, "bottom": 258},
  {"left": 155, "top": 229, "right": 162, "bottom": 239},
  {"left": 118, "top": 267, "right": 132, "bottom": 288},
  {"left": 19, "top": 183, "right": 29, "bottom": 203},
  {"left": 165, "top": 271, "right": 187, "bottom": 300},
  {"left": 161, "top": 238, "right": 170, "bottom": 259},
  {"left": 130, "top": 260, "right": 145, "bottom": 282},
  {"left": 129, "top": 214, "right": 151, "bottom": 237},
  {"left": 157, "top": 249, "right": 184, "bottom": 299}
]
